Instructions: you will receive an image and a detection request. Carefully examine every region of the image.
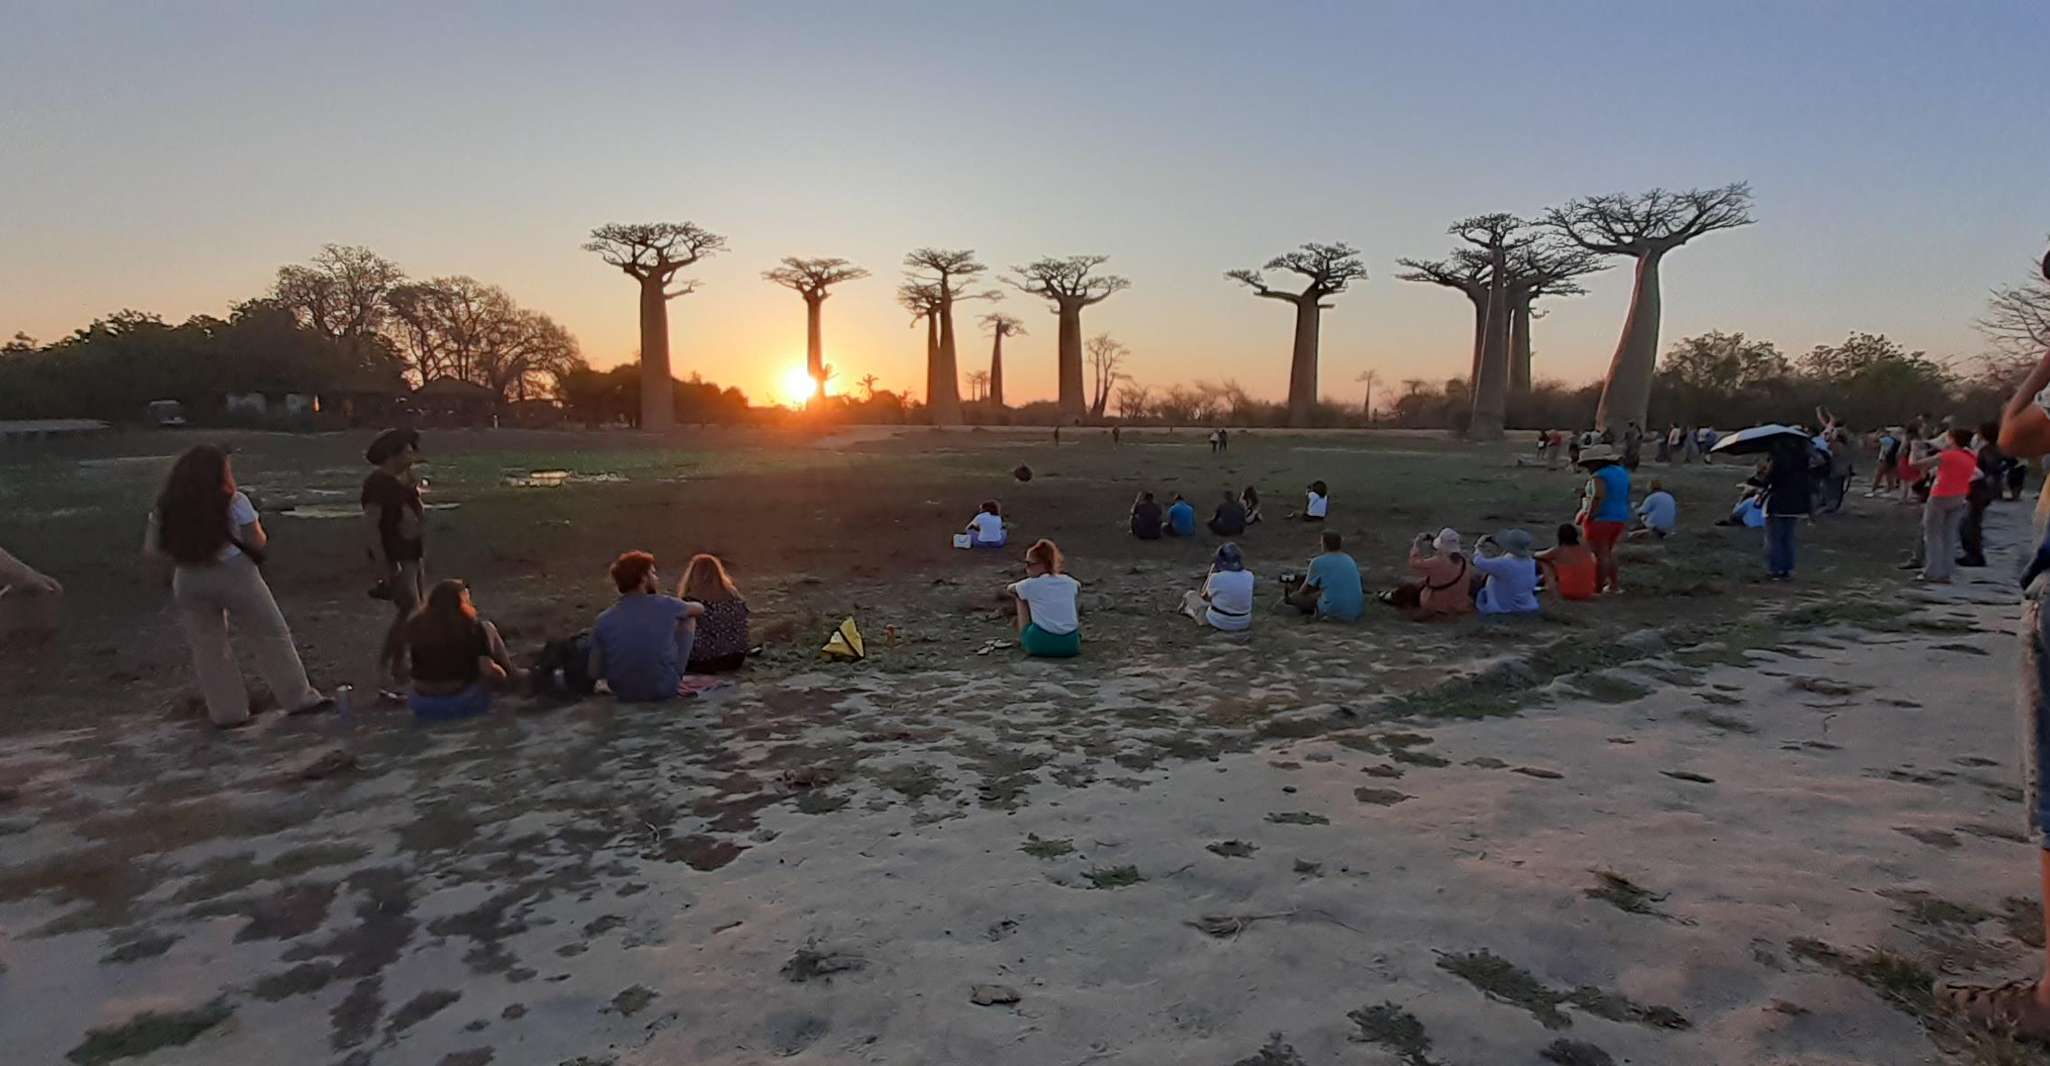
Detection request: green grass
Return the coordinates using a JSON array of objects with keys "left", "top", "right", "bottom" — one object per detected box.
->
[{"left": 66, "top": 1000, "right": 232, "bottom": 1065}]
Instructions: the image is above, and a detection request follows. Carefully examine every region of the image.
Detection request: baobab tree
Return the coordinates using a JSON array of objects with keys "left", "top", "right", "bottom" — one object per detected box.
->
[
  {"left": 1394, "top": 250, "right": 1493, "bottom": 385},
  {"left": 583, "top": 222, "right": 727, "bottom": 431},
  {"left": 965, "top": 369, "right": 991, "bottom": 403},
  {"left": 903, "top": 249, "right": 992, "bottom": 425},
  {"left": 1542, "top": 183, "right": 1754, "bottom": 430},
  {"left": 1008, "top": 255, "right": 1130, "bottom": 420},
  {"left": 1085, "top": 333, "right": 1129, "bottom": 419},
  {"left": 1448, "top": 215, "right": 1535, "bottom": 441},
  {"left": 979, "top": 312, "right": 1026, "bottom": 409},
  {"left": 898, "top": 281, "right": 947, "bottom": 414},
  {"left": 762, "top": 257, "right": 868, "bottom": 403},
  {"left": 1503, "top": 243, "right": 1604, "bottom": 396},
  {"left": 1225, "top": 242, "right": 1369, "bottom": 427}
]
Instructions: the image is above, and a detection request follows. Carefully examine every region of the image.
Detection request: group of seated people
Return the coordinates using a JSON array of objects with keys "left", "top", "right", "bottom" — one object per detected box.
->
[
  {"left": 1131, "top": 486, "right": 1264, "bottom": 539},
  {"left": 400, "top": 550, "right": 752, "bottom": 718},
  {"left": 1379, "top": 526, "right": 1595, "bottom": 619}
]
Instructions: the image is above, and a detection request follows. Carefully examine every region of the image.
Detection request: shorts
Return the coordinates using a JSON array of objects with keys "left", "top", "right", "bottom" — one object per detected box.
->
[
  {"left": 1020, "top": 622, "right": 1081, "bottom": 658},
  {"left": 1582, "top": 520, "right": 1626, "bottom": 551},
  {"left": 409, "top": 684, "right": 490, "bottom": 721},
  {"left": 2022, "top": 600, "right": 2050, "bottom": 849}
]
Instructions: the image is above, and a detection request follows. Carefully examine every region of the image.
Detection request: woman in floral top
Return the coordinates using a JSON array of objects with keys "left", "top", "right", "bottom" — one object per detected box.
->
[{"left": 681, "top": 553, "right": 749, "bottom": 673}]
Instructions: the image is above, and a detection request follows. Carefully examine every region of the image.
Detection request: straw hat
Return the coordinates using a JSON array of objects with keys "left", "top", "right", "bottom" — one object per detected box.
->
[
  {"left": 1432, "top": 527, "right": 1462, "bottom": 554},
  {"left": 1576, "top": 444, "right": 1620, "bottom": 467}
]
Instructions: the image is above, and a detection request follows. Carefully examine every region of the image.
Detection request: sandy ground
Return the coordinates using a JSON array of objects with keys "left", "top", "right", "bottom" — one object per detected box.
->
[{"left": 2, "top": 495, "right": 2046, "bottom": 1066}]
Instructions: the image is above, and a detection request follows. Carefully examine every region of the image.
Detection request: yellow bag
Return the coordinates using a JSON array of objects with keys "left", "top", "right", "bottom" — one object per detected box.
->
[{"left": 820, "top": 617, "right": 865, "bottom": 660}]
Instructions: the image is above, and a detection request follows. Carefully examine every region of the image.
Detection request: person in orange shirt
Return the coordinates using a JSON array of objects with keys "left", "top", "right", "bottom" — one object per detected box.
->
[{"left": 1536, "top": 524, "right": 1598, "bottom": 601}]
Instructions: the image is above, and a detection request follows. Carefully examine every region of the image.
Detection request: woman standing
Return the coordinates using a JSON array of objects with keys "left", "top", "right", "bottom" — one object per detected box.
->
[
  {"left": 1008, "top": 539, "right": 1081, "bottom": 657},
  {"left": 680, "top": 553, "right": 750, "bottom": 673},
  {"left": 1914, "top": 428, "right": 1977, "bottom": 584},
  {"left": 361, "top": 428, "right": 426, "bottom": 692},
  {"left": 144, "top": 445, "right": 327, "bottom": 727}
]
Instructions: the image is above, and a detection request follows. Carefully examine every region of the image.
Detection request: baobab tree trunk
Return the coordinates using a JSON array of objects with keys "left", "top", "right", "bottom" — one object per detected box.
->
[
  {"left": 1509, "top": 293, "right": 1533, "bottom": 398},
  {"left": 1470, "top": 272, "right": 1510, "bottom": 440},
  {"left": 930, "top": 306, "right": 962, "bottom": 425},
  {"left": 1286, "top": 299, "right": 1321, "bottom": 428},
  {"left": 1468, "top": 296, "right": 1487, "bottom": 385},
  {"left": 638, "top": 277, "right": 673, "bottom": 431},
  {"left": 805, "top": 295, "right": 825, "bottom": 402},
  {"left": 1594, "top": 253, "right": 1663, "bottom": 431},
  {"left": 1056, "top": 300, "right": 1085, "bottom": 420},
  {"left": 989, "top": 331, "right": 1006, "bottom": 408}
]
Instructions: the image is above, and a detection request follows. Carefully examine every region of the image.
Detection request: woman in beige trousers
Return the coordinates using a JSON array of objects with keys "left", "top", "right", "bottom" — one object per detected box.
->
[{"left": 145, "top": 445, "right": 327, "bottom": 727}]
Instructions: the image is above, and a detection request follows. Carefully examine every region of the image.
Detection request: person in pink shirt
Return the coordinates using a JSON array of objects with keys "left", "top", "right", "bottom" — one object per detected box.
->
[{"left": 1914, "top": 427, "right": 1978, "bottom": 584}]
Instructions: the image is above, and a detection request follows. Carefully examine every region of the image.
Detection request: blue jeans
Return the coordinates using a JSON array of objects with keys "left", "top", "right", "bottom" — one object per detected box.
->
[
  {"left": 408, "top": 684, "right": 490, "bottom": 721},
  {"left": 1764, "top": 516, "right": 1799, "bottom": 577}
]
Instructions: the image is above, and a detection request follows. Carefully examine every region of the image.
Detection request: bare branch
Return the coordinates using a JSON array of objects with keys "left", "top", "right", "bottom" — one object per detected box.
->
[
  {"left": 1008, "top": 254, "right": 1133, "bottom": 308},
  {"left": 1979, "top": 257, "right": 2050, "bottom": 355},
  {"left": 980, "top": 312, "right": 1027, "bottom": 338},
  {"left": 1229, "top": 243, "right": 1367, "bottom": 302},
  {"left": 762, "top": 256, "right": 869, "bottom": 301},
  {"left": 1540, "top": 182, "right": 1754, "bottom": 258},
  {"left": 585, "top": 222, "right": 727, "bottom": 285}
]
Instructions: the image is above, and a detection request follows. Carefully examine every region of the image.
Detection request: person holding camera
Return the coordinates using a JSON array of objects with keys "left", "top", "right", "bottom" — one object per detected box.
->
[
  {"left": 1471, "top": 530, "right": 1542, "bottom": 617},
  {"left": 361, "top": 428, "right": 426, "bottom": 693}
]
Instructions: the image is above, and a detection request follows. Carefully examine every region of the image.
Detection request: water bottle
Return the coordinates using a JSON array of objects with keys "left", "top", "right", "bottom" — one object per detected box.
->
[{"left": 333, "top": 684, "right": 355, "bottom": 750}]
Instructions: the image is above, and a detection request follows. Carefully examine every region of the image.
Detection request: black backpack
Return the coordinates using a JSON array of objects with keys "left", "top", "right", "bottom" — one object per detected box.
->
[{"left": 532, "top": 630, "right": 596, "bottom": 697}]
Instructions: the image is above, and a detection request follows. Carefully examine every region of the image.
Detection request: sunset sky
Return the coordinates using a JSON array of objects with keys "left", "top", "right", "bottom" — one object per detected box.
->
[{"left": 4, "top": 2, "right": 2046, "bottom": 408}]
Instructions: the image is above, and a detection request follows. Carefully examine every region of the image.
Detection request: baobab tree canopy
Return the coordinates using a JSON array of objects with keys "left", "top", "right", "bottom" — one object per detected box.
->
[
  {"left": 1225, "top": 242, "right": 1368, "bottom": 427},
  {"left": 979, "top": 311, "right": 1026, "bottom": 409},
  {"left": 763, "top": 256, "right": 868, "bottom": 402},
  {"left": 1449, "top": 214, "right": 1534, "bottom": 441},
  {"left": 1543, "top": 182, "right": 1754, "bottom": 430},
  {"left": 583, "top": 221, "right": 727, "bottom": 431},
  {"left": 1008, "top": 255, "right": 1130, "bottom": 420}
]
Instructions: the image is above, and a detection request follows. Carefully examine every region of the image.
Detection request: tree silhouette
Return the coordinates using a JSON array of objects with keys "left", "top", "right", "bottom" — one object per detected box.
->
[
  {"left": 965, "top": 369, "right": 991, "bottom": 402},
  {"left": 272, "top": 244, "right": 404, "bottom": 345},
  {"left": 1008, "top": 255, "right": 1130, "bottom": 420},
  {"left": 1085, "top": 333, "right": 1129, "bottom": 419},
  {"left": 1542, "top": 183, "right": 1753, "bottom": 429},
  {"left": 1394, "top": 250, "right": 1493, "bottom": 385},
  {"left": 1449, "top": 215, "right": 1535, "bottom": 440},
  {"left": 584, "top": 222, "right": 727, "bottom": 431},
  {"left": 857, "top": 373, "right": 881, "bottom": 401},
  {"left": 762, "top": 257, "right": 868, "bottom": 404},
  {"left": 1503, "top": 242, "right": 1603, "bottom": 396},
  {"left": 1225, "top": 242, "right": 1368, "bottom": 426},
  {"left": 1979, "top": 253, "right": 2050, "bottom": 356},
  {"left": 979, "top": 312, "right": 1026, "bottom": 409},
  {"left": 898, "top": 281, "right": 946, "bottom": 410},
  {"left": 903, "top": 249, "right": 993, "bottom": 425}
]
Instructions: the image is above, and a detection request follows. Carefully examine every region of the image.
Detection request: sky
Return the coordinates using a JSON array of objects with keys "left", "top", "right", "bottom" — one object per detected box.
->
[{"left": 4, "top": 1, "right": 2047, "bottom": 408}]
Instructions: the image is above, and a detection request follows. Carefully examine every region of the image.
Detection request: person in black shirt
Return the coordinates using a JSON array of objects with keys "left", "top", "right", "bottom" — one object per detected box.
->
[
  {"left": 1961, "top": 421, "right": 2004, "bottom": 567},
  {"left": 402, "top": 579, "right": 521, "bottom": 719},
  {"left": 1761, "top": 436, "right": 1812, "bottom": 581},
  {"left": 1208, "top": 490, "right": 1247, "bottom": 535},
  {"left": 1130, "top": 492, "right": 1164, "bottom": 540},
  {"left": 361, "top": 428, "right": 426, "bottom": 691}
]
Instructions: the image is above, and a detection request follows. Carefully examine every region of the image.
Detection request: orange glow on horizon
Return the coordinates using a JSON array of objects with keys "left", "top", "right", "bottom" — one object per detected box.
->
[{"left": 776, "top": 364, "right": 823, "bottom": 408}]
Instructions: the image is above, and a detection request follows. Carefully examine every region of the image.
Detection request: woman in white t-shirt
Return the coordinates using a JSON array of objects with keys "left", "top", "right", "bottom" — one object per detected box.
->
[
  {"left": 1181, "top": 542, "right": 1256, "bottom": 632},
  {"left": 1301, "top": 480, "right": 1330, "bottom": 521},
  {"left": 964, "top": 500, "right": 1008, "bottom": 548},
  {"left": 142, "top": 445, "right": 328, "bottom": 727},
  {"left": 1007, "top": 538, "right": 1080, "bottom": 657}
]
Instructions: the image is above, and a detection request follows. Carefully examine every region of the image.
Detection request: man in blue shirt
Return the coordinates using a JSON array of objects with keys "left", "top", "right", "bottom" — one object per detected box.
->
[
  {"left": 1165, "top": 494, "right": 1197, "bottom": 537},
  {"left": 590, "top": 551, "right": 704, "bottom": 701},
  {"left": 1283, "top": 531, "right": 1363, "bottom": 621}
]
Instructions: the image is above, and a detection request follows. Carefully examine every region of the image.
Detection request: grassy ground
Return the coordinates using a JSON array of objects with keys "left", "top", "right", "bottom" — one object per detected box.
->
[{"left": 0, "top": 424, "right": 1932, "bottom": 733}]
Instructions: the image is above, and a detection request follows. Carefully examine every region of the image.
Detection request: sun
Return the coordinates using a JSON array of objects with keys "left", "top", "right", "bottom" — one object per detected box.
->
[{"left": 777, "top": 365, "right": 820, "bottom": 408}]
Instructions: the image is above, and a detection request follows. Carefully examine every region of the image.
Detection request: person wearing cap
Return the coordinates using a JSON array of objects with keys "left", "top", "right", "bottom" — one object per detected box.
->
[
  {"left": 1575, "top": 444, "right": 1631, "bottom": 594},
  {"left": 1472, "top": 530, "right": 1542, "bottom": 616},
  {"left": 1388, "top": 527, "right": 1473, "bottom": 619},
  {"left": 1181, "top": 542, "right": 1256, "bottom": 632},
  {"left": 361, "top": 427, "right": 426, "bottom": 689}
]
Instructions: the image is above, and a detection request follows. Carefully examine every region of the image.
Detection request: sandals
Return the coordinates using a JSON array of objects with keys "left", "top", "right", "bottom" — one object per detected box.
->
[{"left": 1935, "top": 978, "right": 2050, "bottom": 1041}]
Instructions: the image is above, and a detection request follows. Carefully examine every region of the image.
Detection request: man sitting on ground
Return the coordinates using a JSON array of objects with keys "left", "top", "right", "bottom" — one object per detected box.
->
[
  {"left": 1631, "top": 479, "right": 1678, "bottom": 540},
  {"left": 1131, "top": 492, "right": 1164, "bottom": 540},
  {"left": 1208, "top": 490, "right": 1247, "bottom": 536},
  {"left": 1472, "top": 529, "right": 1542, "bottom": 616},
  {"left": 1165, "top": 494, "right": 1197, "bottom": 537},
  {"left": 1282, "top": 530, "right": 1363, "bottom": 622},
  {"left": 590, "top": 551, "right": 705, "bottom": 702}
]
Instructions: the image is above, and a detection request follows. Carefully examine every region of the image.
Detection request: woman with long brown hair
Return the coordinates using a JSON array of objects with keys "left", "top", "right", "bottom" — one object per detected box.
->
[
  {"left": 679, "top": 553, "right": 749, "bottom": 673},
  {"left": 401, "top": 578, "right": 522, "bottom": 720},
  {"left": 143, "top": 444, "right": 327, "bottom": 727}
]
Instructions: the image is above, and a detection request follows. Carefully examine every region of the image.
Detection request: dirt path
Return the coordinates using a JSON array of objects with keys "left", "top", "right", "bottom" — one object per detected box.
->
[{"left": 3, "top": 507, "right": 2046, "bottom": 1065}]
